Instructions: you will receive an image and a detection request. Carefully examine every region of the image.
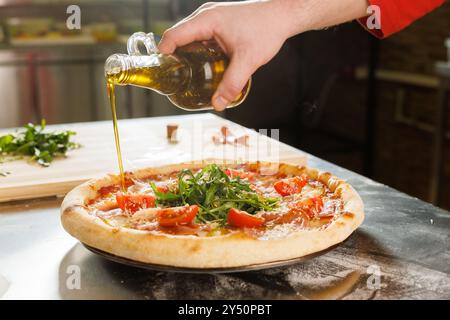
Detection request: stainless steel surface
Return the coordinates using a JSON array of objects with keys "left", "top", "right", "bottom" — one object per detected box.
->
[
  {"left": 0, "top": 0, "right": 182, "bottom": 128},
  {"left": 0, "top": 45, "right": 180, "bottom": 127},
  {"left": 0, "top": 198, "right": 75, "bottom": 299},
  {"left": 0, "top": 54, "right": 30, "bottom": 127},
  {"left": 1, "top": 116, "right": 450, "bottom": 299}
]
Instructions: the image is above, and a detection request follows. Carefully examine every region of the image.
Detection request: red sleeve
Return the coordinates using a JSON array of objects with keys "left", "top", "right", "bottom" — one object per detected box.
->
[{"left": 358, "top": 0, "right": 446, "bottom": 38}]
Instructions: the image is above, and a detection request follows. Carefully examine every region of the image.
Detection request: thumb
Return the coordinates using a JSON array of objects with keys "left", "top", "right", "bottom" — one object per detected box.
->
[{"left": 212, "top": 53, "right": 254, "bottom": 111}]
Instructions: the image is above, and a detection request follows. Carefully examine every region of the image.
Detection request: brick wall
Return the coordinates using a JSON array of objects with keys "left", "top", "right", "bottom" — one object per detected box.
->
[{"left": 374, "top": 2, "right": 450, "bottom": 208}]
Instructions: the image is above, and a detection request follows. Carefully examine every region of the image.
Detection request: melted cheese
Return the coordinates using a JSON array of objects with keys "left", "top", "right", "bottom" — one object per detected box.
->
[{"left": 87, "top": 166, "right": 344, "bottom": 239}]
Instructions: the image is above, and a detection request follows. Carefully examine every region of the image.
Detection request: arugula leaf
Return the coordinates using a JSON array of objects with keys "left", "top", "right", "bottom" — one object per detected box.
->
[
  {"left": 149, "top": 182, "right": 181, "bottom": 203},
  {"left": 151, "top": 164, "right": 279, "bottom": 224},
  {"left": 0, "top": 120, "right": 80, "bottom": 169}
]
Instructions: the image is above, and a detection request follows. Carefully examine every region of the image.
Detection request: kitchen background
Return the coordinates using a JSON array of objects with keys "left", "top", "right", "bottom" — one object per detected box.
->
[{"left": 0, "top": 0, "right": 449, "bottom": 210}]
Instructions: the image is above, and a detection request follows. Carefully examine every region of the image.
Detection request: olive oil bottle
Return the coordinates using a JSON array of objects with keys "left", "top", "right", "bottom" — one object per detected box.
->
[{"left": 105, "top": 32, "right": 251, "bottom": 110}]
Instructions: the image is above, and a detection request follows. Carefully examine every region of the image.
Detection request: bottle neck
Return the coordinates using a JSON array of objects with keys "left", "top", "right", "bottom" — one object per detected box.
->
[{"left": 105, "top": 54, "right": 190, "bottom": 95}]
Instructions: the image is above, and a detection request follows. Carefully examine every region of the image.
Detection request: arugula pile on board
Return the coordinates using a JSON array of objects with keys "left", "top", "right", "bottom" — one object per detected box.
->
[{"left": 0, "top": 119, "right": 80, "bottom": 168}]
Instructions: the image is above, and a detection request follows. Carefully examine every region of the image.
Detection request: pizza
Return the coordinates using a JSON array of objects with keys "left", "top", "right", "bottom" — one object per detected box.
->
[{"left": 61, "top": 160, "right": 364, "bottom": 268}]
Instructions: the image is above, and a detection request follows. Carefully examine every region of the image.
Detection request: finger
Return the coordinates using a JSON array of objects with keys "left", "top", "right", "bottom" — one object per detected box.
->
[
  {"left": 212, "top": 53, "right": 255, "bottom": 111},
  {"left": 183, "top": 2, "right": 216, "bottom": 21},
  {"left": 158, "top": 15, "right": 214, "bottom": 54}
]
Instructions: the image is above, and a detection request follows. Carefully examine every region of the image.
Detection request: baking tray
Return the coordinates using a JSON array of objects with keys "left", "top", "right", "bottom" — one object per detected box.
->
[{"left": 82, "top": 243, "right": 337, "bottom": 274}]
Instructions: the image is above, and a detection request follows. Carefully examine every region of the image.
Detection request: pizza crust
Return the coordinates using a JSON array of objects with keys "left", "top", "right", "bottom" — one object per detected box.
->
[{"left": 60, "top": 160, "right": 364, "bottom": 268}]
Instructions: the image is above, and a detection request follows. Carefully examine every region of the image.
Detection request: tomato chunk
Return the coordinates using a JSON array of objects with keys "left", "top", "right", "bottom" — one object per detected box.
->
[
  {"left": 225, "top": 168, "right": 255, "bottom": 180},
  {"left": 288, "top": 196, "right": 324, "bottom": 219},
  {"left": 157, "top": 205, "right": 199, "bottom": 227},
  {"left": 273, "top": 175, "right": 308, "bottom": 196},
  {"left": 116, "top": 193, "right": 156, "bottom": 214},
  {"left": 227, "top": 208, "right": 265, "bottom": 228},
  {"left": 156, "top": 185, "right": 170, "bottom": 193}
]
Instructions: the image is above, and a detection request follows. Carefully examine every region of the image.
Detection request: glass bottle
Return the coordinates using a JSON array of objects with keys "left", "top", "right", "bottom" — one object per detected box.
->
[{"left": 105, "top": 32, "right": 251, "bottom": 111}]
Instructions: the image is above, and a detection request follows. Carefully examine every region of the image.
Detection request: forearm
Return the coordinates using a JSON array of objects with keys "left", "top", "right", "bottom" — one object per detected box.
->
[{"left": 269, "top": 0, "right": 369, "bottom": 38}]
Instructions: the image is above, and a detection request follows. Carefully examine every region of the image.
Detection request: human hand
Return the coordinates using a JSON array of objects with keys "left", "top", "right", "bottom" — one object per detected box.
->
[{"left": 158, "top": 1, "right": 294, "bottom": 111}]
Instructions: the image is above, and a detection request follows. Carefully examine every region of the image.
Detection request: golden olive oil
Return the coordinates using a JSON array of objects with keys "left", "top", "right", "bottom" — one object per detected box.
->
[{"left": 107, "top": 82, "right": 126, "bottom": 191}]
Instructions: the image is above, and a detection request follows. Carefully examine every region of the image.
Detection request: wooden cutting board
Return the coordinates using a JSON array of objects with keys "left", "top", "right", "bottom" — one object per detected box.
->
[{"left": 0, "top": 113, "right": 307, "bottom": 203}]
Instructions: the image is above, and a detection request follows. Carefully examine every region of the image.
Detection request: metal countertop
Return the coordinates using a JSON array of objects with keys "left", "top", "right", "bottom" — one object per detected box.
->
[{"left": 1, "top": 150, "right": 449, "bottom": 300}]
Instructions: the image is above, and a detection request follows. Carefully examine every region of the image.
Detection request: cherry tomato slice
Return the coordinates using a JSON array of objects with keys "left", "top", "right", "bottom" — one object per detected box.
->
[
  {"left": 227, "top": 208, "right": 265, "bottom": 228},
  {"left": 156, "top": 184, "right": 170, "bottom": 193},
  {"left": 224, "top": 168, "right": 255, "bottom": 180},
  {"left": 116, "top": 193, "right": 156, "bottom": 214},
  {"left": 273, "top": 175, "right": 308, "bottom": 196},
  {"left": 288, "top": 196, "right": 324, "bottom": 219},
  {"left": 157, "top": 205, "right": 199, "bottom": 227}
]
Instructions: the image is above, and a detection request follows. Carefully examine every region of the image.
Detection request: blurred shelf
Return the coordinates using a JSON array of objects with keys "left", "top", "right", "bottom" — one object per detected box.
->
[
  {"left": 9, "top": 35, "right": 96, "bottom": 46},
  {"left": 0, "top": 39, "right": 125, "bottom": 66},
  {"left": 355, "top": 66, "right": 439, "bottom": 88},
  {"left": 0, "top": 0, "right": 142, "bottom": 8},
  {"left": 0, "top": 0, "right": 170, "bottom": 8},
  {"left": 0, "top": 33, "right": 134, "bottom": 50},
  {"left": 0, "top": 40, "right": 124, "bottom": 51}
]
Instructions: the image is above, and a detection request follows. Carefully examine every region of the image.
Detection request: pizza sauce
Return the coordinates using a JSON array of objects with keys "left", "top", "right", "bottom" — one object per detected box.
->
[{"left": 85, "top": 164, "right": 344, "bottom": 240}]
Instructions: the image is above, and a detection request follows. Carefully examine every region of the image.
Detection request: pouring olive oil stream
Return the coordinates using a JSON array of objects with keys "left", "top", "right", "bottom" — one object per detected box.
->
[{"left": 105, "top": 32, "right": 251, "bottom": 190}]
